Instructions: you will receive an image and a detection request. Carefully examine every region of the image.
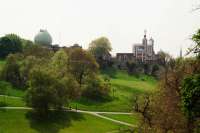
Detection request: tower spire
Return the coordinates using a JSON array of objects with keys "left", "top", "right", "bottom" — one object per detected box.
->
[{"left": 180, "top": 46, "right": 183, "bottom": 58}]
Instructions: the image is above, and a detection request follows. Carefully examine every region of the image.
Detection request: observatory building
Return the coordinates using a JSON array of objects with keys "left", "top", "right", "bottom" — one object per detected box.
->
[
  {"left": 116, "top": 31, "right": 157, "bottom": 66},
  {"left": 34, "top": 29, "right": 52, "bottom": 46}
]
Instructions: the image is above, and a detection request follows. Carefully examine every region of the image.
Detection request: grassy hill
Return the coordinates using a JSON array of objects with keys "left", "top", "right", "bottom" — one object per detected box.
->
[
  {"left": 0, "top": 65, "right": 157, "bottom": 133},
  {"left": 70, "top": 69, "right": 157, "bottom": 112}
]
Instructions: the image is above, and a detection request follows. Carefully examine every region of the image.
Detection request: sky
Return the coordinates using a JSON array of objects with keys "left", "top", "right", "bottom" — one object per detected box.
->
[{"left": 0, "top": 0, "right": 199, "bottom": 57}]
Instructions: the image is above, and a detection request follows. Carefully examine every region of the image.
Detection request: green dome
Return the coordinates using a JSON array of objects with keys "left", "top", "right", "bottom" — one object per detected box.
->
[{"left": 34, "top": 29, "right": 52, "bottom": 45}]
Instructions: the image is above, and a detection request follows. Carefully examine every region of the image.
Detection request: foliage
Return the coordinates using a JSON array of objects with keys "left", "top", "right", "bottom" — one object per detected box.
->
[
  {"left": 89, "top": 37, "right": 112, "bottom": 58},
  {"left": 26, "top": 67, "right": 70, "bottom": 114},
  {"left": 51, "top": 50, "right": 69, "bottom": 77},
  {"left": 83, "top": 75, "right": 111, "bottom": 101},
  {"left": 0, "top": 34, "right": 23, "bottom": 58},
  {"left": 23, "top": 44, "right": 54, "bottom": 59},
  {"left": 26, "top": 49, "right": 80, "bottom": 115},
  {"left": 157, "top": 50, "right": 171, "bottom": 67},
  {"left": 182, "top": 74, "right": 200, "bottom": 131},
  {"left": 126, "top": 61, "right": 137, "bottom": 75},
  {"left": 132, "top": 57, "right": 199, "bottom": 133},
  {"left": 68, "top": 48, "right": 99, "bottom": 88},
  {"left": 88, "top": 37, "right": 112, "bottom": 68},
  {"left": 1, "top": 54, "right": 22, "bottom": 88},
  {"left": 191, "top": 29, "right": 200, "bottom": 58},
  {"left": 20, "top": 56, "right": 41, "bottom": 88}
]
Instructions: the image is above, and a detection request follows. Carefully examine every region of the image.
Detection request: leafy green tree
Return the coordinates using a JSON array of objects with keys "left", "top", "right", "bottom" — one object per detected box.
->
[
  {"left": 1, "top": 54, "right": 22, "bottom": 88},
  {"left": 0, "top": 34, "right": 23, "bottom": 58},
  {"left": 182, "top": 74, "right": 200, "bottom": 132},
  {"left": 23, "top": 44, "right": 53, "bottom": 59},
  {"left": 180, "top": 29, "right": 200, "bottom": 132},
  {"left": 69, "top": 48, "right": 99, "bottom": 88},
  {"left": 126, "top": 61, "right": 137, "bottom": 74},
  {"left": 51, "top": 50, "right": 69, "bottom": 77},
  {"left": 83, "top": 75, "right": 111, "bottom": 101},
  {"left": 26, "top": 67, "right": 58, "bottom": 114},
  {"left": 20, "top": 56, "right": 39, "bottom": 88},
  {"left": 21, "top": 39, "right": 34, "bottom": 51},
  {"left": 26, "top": 66, "right": 78, "bottom": 115},
  {"left": 88, "top": 37, "right": 112, "bottom": 68}
]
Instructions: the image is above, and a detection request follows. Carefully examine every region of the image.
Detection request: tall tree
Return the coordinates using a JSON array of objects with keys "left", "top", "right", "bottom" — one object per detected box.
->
[
  {"left": 0, "top": 34, "right": 23, "bottom": 58},
  {"left": 26, "top": 65, "right": 79, "bottom": 115},
  {"left": 88, "top": 37, "right": 112, "bottom": 68},
  {"left": 68, "top": 48, "right": 99, "bottom": 88},
  {"left": 1, "top": 54, "right": 22, "bottom": 88}
]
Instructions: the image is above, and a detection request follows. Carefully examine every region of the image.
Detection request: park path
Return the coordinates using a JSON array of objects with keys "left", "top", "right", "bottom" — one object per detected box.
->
[
  {"left": 0, "top": 106, "right": 136, "bottom": 127},
  {"left": 0, "top": 95, "right": 136, "bottom": 127}
]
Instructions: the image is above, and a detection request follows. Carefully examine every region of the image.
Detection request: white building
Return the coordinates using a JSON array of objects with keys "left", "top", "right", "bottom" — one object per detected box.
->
[{"left": 132, "top": 31, "right": 155, "bottom": 62}]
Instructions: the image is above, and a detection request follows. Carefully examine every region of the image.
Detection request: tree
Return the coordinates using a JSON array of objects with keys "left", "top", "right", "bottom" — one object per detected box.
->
[
  {"left": 133, "top": 58, "right": 193, "bottom": 133},
  {"left": 88, "top": 37, "right": 112, "bottom": 68},
  {"left": 191, "top": 29, "right": 200, "bottom": 58},
  {"left": 23, "top": 44, "right": 53, "bottom": 59},
  {"left": 182, "top": 74, "right": 200, "bottom": 132},
  {"left": 51, "top": 49, "right": 69, "bottom": 78},
  {"left": 68, "top": 48, "right": 99, "bottom": 88},
  {"left": 126, "top": 61, "right": 137, "bottom": 74},
  {"left": 83, "top": 75, "right": 111, "bottom": 101},
  {"left": 0, "top": 34, "right": 23, "bottom": 58},
  {"left": 1, "top": 54, "right": 22, "bottom": 88},
  {"left": 180, "top": 29, "right": 200, "bottom": 132},
  {"left": 20, "top": 56, "right": 40, "bottom": 88},
  {"left": 26, "top": 67, "right": 59, "bottom": 115},
  {"left": 26, "top": 66, "right": 79, "bottom": 115}
]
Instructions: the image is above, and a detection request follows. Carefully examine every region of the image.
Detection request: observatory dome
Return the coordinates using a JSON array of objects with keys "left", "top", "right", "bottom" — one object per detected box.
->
[{"left": 34, "top": 29, "right": 52, "bottom": 45}]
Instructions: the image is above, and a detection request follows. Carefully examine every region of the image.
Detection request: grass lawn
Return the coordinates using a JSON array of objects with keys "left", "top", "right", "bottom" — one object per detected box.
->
[
  {"left": 70, "top": 70, "right": 157, "bottom": 112},
  {"left": 100, "top": 113, "right": 140, "bottom": 125},
  {"left": 0, "top": 109, "right": 128, "bottom": 133},
  {"left": 0, "top": 96, "right": 25, "bottom": 107},
  {"left": 0, "top": 81, "right": 25, "bottom": 97}
]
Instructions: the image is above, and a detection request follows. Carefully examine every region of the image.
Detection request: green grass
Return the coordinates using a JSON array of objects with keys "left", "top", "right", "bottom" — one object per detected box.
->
[
  {"left": 101, "top": 113, "right": 140, "bottom": 125},
  {"left": 0, "top": 110, "right": 128, "bottom": 133},
  {"left": 0, "top": 68, "right": 155, "bottom": 132},
  {"left": 0, "top": 81, "right": 25, "bottom": 97},
  {"left": 70, "top": 70, "right": 157, "bottom": 112},
  {"left": 0, "top": 69, "right": 157, "bottom": 112},
  {"left": 0, "top": 96, "right": 25, "bottom": 107}
]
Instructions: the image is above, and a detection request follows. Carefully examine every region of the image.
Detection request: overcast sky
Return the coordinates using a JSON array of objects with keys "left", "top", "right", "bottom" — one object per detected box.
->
[{"left": 0, "top": 0, "right": 199, "bottom": 56}]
